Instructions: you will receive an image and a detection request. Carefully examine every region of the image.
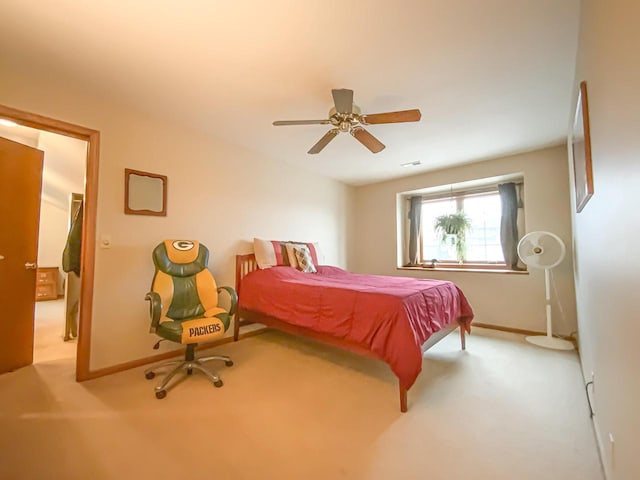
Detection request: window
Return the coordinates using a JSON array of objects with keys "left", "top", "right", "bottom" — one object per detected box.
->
[
  {"left": 420, "top": 191, "right": 503, "bottom": 264},
  {"left": 401, "top": 178, "right": 525, "bottom": 271}
]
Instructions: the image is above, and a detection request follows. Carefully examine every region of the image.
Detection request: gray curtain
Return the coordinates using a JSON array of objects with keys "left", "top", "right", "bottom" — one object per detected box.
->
[
  {"left": 408, "top": 196, "right": 422, "bottom": 265},
  {"left": 498, "top": 183, "right": 520, "bottom": 270}
]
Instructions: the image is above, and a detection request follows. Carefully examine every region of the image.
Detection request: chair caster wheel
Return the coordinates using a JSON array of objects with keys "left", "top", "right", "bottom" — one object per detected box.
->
[
  {"left": 155, "top": 390, "right": 167, "bottom": 399},
  {"left": 187, "top": 368, "right": 193, "bottom": 375},
  {"left": 225, "top": 360, "right": 234, "bottom": 367},
  {"left": 214, "top": 380, "right": 223, "bottom": 388},
  {"left": 145, "top": 372, "right": 155, "bottom": 380}
]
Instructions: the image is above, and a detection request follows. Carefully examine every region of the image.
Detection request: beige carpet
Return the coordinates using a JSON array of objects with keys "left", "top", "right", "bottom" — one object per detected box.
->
[
  {"left": 33, "top": 299, "right": 76, "bottom": 364},
  {"left": 0, "top": 327, "right": 603, "bottom": 480}
]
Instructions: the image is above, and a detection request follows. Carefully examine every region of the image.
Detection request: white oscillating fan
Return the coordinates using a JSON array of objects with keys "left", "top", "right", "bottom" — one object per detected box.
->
[{"left": 517, "top": 231, "right": 574, "bottom": 350}]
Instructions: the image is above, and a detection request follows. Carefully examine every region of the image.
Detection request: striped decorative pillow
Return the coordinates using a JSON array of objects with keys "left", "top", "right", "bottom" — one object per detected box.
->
[
  {"left": 293, "top": 245, "right": 317, "bottom": 273},
  {"left": 253, "top": 238, "right": 291, "bottom": 269},
  {"left": 253, "top": 238, "right": 323, "bottom": 269},
  {"left": 285, "top": 241, "right": 322, "bottom": 269}
]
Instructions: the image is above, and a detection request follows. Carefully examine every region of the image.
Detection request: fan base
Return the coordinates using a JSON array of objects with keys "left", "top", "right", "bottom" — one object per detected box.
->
[{"left": 525, "top": 335, "right": 574, "bottom": 351}]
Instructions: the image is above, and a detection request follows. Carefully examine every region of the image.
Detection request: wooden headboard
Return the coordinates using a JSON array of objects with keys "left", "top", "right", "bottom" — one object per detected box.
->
[
  {"left": 234, "top": 254, "right": 259, "bottom": 341},
  {"left": 235, "top": 253, "right": 258, "bottom": 293}
]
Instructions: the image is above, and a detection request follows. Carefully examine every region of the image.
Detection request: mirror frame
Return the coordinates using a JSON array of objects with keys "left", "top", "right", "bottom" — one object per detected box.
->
[{"left": 124, "top": 168, "right": 167, "bottom": 216}]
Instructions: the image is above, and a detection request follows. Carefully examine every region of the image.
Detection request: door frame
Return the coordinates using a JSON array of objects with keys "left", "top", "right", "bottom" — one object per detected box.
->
[{"left": 0, "top": 104, "right": 99, "bottom": 381}]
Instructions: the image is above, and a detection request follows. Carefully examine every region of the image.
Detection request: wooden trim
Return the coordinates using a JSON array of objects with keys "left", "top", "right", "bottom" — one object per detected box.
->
[
  {"left": 472, "top": 322, "right": 576, "bottom": 344},
  {"left": 0, "top": 104, "right": 99, "bottom": 382},
  {"left": 77, "top": 130, "right": 99, "bottom": 381},
  {"left": 425, "top": 262, "right": 509, "bottom": 270},
  {"left": 573, "top": 81, "right": 594, "bottom": 213},
  {"left": 398, "top": 266, "right": 528, "bottom": 274},
  {"left": 82, "top": 328, "right": 267, "bottom": 381},
  {"left": 473, "top": 323, "right": 543, "bottom": 336},
  {"left": 234, "top": 253, "right": 258, "bottom": 341},
  {"left": 0, "top": 104, "right": 98, "bottom": 140}
]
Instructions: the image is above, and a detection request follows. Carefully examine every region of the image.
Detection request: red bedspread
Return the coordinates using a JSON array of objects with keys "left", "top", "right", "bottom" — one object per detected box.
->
[{"left": 238, "top": 266, "right": 474, "bottom": 390}]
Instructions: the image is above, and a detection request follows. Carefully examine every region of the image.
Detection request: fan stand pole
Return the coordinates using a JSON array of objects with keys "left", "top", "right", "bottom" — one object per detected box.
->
[
  {"left": 525, "top": 268, "right": 574, "bottom": 351},
  {"left": 545, "top": 268, "right": 552, "bottom": 338}
]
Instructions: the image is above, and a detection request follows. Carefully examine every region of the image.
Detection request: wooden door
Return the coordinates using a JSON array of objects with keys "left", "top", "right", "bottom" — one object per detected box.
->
[{"left": 0, "top": 136, "right": 43, "bottom": 374}]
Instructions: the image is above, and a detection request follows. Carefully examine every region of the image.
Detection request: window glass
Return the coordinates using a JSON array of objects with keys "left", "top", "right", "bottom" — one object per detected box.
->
[
  {"left": 403, "top": 180, "right": 525, "bottom": 269},
  {"left": 464, "top": 193, "right": 503, "bottom": 262},
  {"left": 421, "top": 198, "right": 456, "bottom": 262},
  {"left": 420, "top": 191, "right": 504, "bottom": 263}
]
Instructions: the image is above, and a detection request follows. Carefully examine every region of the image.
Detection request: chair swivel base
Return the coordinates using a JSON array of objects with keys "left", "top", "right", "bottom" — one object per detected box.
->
[{"left": 144, "top": 348, "right": 233, "bottom": 399}]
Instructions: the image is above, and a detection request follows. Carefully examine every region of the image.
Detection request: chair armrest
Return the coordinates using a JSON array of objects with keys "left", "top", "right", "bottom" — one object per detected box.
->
[
  {"left": 145, "top": 291, "right": 162, "bottom": 333},
  {"left": 217, "top": 286, "right": 238, "bottom": 316}
]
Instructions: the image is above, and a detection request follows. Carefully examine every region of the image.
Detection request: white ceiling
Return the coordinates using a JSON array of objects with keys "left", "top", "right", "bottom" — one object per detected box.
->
[{"left": 0, "top": 0, "right": 580, "bottom": 186}]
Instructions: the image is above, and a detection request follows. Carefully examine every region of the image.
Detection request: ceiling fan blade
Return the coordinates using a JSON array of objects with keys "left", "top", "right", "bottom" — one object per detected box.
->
[
  {"left": 351, "top": 127, "right": 385, "bottom": 153},
  {"left": 361, "top": 109, "right": 422, "bottom": 125},
  {"left": 332, "top": 89, "right": 354, "bottom": 114},
  {"left": 273, "top": 119, "right": 330, "bottom": 126},
  {"left": 308, "top": 129, "right": 339, "bottom": 154}
]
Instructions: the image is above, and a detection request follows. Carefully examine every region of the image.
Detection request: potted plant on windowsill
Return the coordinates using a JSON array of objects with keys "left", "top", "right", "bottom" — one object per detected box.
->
[{"left": 434, "top": 211, "right": 472, "bottom": 263}]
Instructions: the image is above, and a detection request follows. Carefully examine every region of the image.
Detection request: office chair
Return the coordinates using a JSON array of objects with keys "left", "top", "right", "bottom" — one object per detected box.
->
[{"left": 144, "top": 240, "right": 237, "bottom": 399}]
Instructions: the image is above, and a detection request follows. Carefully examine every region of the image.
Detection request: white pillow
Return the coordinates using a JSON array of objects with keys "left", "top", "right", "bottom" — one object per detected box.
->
[{"left": 253, "top": 238, "right": 288, "bottom": 269}]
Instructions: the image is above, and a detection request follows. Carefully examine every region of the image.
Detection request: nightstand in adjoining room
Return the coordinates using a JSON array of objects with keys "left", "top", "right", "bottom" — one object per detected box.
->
[{"left": 35, "top": 267, "right": 59, "bottom": 301}]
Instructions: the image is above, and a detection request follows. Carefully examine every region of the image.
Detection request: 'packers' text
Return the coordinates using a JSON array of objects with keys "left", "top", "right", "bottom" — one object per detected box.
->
[{"left": 189, "top": 324, "right": 221, "bottom": 337}]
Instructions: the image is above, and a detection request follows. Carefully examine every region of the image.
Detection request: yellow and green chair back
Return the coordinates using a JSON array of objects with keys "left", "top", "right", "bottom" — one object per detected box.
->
[{"left": 144, "top": 240, "right": 237, "bottom": 399}]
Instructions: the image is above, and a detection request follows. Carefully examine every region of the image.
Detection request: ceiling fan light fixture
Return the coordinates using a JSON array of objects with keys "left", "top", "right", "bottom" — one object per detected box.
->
[{"left": 272, "top": 88, "right": 421, "bottom": 154}]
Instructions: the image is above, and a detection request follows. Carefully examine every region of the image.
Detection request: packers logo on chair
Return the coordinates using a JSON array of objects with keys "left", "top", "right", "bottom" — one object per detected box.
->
[
  {"left": 163, "top": 240, "right": 201, "bottom": 265},
  {"left": 172, "top": 240, "right": 194, "bottom": 251}
]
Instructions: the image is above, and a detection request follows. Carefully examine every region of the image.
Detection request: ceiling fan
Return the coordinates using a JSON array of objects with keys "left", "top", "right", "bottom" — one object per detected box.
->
[{"left": 272, "top": 88, "right": 422, "bottom": 154}]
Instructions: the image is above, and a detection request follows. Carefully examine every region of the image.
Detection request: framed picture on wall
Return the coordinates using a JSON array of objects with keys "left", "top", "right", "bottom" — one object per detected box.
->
[{"left": 571, "top": 81, "right": 594, "bottom": 213}]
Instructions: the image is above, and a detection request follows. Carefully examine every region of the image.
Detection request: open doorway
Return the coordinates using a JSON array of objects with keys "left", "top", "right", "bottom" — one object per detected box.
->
[
  {"left": 0, "top": 104, "right": 99, "bottom": 381},
  {"left": 0, "top": 123, "right": 85, "bottom": 365}
]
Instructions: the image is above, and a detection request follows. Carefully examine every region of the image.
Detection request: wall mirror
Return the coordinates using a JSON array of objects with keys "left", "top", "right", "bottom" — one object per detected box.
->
[
  {"left": 571, "top": 81, "right": 594, "bottom": 213},
  {"left": 124, "top": 168, "right": 167, "bottom": 216}
]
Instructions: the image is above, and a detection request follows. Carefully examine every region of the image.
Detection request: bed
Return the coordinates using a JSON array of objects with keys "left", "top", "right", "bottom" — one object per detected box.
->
[{"left": 234, "top": 253, "right": 474, "bottom": 412}]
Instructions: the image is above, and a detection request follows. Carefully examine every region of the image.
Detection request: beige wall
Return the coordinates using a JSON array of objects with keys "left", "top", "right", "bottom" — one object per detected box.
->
[
  {"left": 37, "top": 130, "right": 86, "bottom": 209},
  {"left": 37, "top": 200, "right": 68, "bottom": 295},
  {"left": 352, "top": 146, "right": 577, "bottom": 335},
  {"left": 571, "top": 1, "right": 640, "bottom": 478},
  {"left": 0, "top": 68, "right": 353, "bottom": 370},
  {"left": 35, "top": 130, "right": 87, "bottom": 295}
]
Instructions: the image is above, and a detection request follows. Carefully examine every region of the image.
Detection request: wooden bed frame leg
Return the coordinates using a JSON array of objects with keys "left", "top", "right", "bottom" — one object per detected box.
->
[
  {"left": 233, "top": 315, "right": 240, "bottom": 342},
  {"left": 399, "top": 385, "right": 408, "bottom": 413},
  {"left": 459, "top": 322, "right": 466, "bottom": 350}
]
